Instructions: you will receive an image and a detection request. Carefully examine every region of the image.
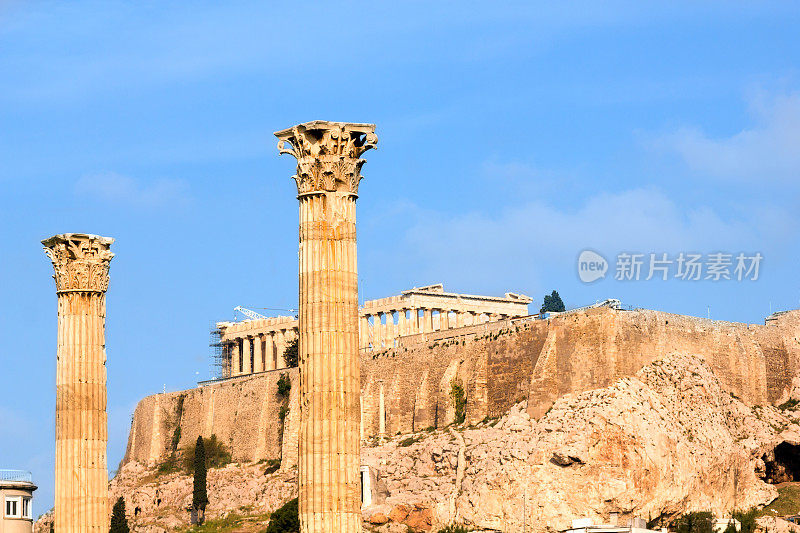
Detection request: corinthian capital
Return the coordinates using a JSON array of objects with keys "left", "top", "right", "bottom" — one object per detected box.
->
[
  {"left": 275, "top": 120, "right": 377, "bottom": 196},
  {"left": 42, "top": 233, "right": 114, "bottom": 293}
]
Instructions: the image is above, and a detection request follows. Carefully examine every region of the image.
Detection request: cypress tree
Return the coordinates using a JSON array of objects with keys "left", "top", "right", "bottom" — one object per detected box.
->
[
  {"left": 192, "top": 436, "right": 208, "bottom": 525},
  {"left": 109, "top": 496, "right": 130, "bottom": 533}
]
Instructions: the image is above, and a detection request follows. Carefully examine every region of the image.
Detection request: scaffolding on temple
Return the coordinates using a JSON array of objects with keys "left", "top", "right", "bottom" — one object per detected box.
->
[{"left": 209, "top": 325, "right": 230, "bottom": 380}]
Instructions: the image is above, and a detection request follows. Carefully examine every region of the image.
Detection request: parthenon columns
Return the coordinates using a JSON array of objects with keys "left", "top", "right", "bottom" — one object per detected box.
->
[
  {"left": 423, "top": 308, "right": 433, "bottom": 333},
  {"left": 43, "top": 233, "right": 113, "bottom": 533},
  {"left": 277, "top": 120, "right": 377, "bottom": 533},
  {"left": 253, "top": 335, "right": 263, "bottom": 373},
  {"left": 398, "top": 309, "right": 407, "bottom": 337}
]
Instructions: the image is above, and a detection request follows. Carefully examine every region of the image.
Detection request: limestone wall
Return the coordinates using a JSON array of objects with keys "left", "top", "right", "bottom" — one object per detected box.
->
[
  {"left": 122, "top": 369, "right": 299, "bottom": 468},
  {"left": 121, "top": 308, "right": 800, "bottom": 469}
]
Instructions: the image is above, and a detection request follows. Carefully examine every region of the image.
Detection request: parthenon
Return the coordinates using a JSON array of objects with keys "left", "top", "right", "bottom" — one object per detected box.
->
[{"left": 215, "top": 283, "right": 532, "bottom": 378}]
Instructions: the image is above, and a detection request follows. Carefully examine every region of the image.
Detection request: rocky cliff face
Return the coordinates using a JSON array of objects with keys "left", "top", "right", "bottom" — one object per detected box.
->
[
  {"left": 362, "top": 353, "right": 789, "bottom": 531},
  {"left": 121, "top": 309, "right": 800, "bottom": 471},
  {"left": 59, "top": 352, "right": 800, "bottom": 533}
]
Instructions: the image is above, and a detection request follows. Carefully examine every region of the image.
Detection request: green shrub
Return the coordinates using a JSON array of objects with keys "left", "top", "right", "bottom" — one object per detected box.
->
[
  {"left": 266, "top": 498, "right": 299, "bottom": 533},
  {"left": 182, "top": 434, "right": 231, "bottom": 472},
  {"left": 450, "top": 380, "right": 466, "bottom": 424},
  {"left": 264, "top": 459, "right": 281, "bottom": 475},
  {"left": 278, "top": 405, "right": 289, "bottom": 422},
  {"left": 156, "top": 454, "right": 180, "bottom": 476},
  {"left": 437, "top": 524, "right": 471, "bottom": 533},
  {"left": 673, "top": 511, "right": 714, "bottom": 533},
  {"left": 732, "top": 508, "right": 758, "bottom": 533},
  {"left": 779, "top": 398, "right": 800, "bottom": 410},
  {"left": 282, "top": 338, "right": 298, "bottom": 368},
  {"left": 277, "top": 373, "right": 291, "bottom": 397},
  {"left": 398, "top": 435, "right": 423, "bottom": 447}
]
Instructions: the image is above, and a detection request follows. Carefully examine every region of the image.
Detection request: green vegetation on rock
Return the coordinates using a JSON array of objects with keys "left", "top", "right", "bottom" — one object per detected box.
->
[
  {"left": 266, "top": 498, "right": 299, "bottom": 533},
  {"left": 282, "top": 338, "right": 298, "bottom": 368},
  {"left": 450, "top": 379, "right": 466, "bottom": 424}
]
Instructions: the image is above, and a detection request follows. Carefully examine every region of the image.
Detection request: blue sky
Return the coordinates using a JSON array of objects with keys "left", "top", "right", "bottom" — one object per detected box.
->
[{"left": 2, "top": 1, "right": 799, "bottom": 516}]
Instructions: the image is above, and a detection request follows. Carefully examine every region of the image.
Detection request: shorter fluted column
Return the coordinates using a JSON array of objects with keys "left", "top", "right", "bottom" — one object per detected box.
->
[
  {"left": 423, "top": 309, "right": 433, "bottom": 333},
  {"left": 231, "top": 341, "right": 241, "bottom": 376},
  {"left": 398, "top": 309, "right": 407, "bottom": 337},
  {"left": 254, "top": 335, "right": 264, "bottom": 373}
]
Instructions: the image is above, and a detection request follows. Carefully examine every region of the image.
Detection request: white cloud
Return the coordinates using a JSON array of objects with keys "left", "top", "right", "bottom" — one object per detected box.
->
[
  {"left": 75, "top": 172, "right": 190, "bottom": 208},
  {"left": 365, "top": 187, "right": 791, "bottom": 294},
  {"left": 655, "top": 92, "right": 800, "bottom": 183}
]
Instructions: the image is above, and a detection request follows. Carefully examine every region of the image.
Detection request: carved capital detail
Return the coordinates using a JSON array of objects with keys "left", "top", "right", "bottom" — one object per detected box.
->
[
  {"left": 275, "top": 120, "right": 377, "bottom": 196},
  {"left": 42, "top": 233, "right": 114, "bottom": 293}
]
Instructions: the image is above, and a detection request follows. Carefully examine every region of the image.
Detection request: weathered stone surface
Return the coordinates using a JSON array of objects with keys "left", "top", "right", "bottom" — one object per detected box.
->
[
  {"left": 277, "top": 120, "right": 377, "bottom": 533},
  {"left": 122, "top": 308, "right": 800, "bottom": 473},
  {"left": 45, "top": 352, "right": 800, "bottom": 533},
  {"left": 43, "top": 233, "right": 114, "bottom": 533},
  {"left": 361, "top": 353, "right": 796, "bottom": 532}
]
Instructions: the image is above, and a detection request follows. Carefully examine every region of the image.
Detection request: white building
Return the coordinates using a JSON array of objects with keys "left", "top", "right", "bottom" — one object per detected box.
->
[{"left": 0, "top": 470, "right": 36, "bottom": 533}]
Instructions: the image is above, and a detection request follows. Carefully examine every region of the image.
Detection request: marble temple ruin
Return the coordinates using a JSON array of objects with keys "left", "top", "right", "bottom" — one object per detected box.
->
[
  {"left": 43, "top": 233, "right": 114, "bottom": 533},
  {"left": 215, "top": 284, "right": 532, "bottom": 378},
  {"left": 275, "top": 121, "right": 377, "bottom": 532}
]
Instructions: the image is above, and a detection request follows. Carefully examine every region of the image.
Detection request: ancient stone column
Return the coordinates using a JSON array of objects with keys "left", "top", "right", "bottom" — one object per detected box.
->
[
  {"left": 359, "top": 315, "right": 369, "bottom": 350},
  {"left": 398, "top": 309, "right": 407, "bottom": 337},
  {"left": 437, "top": 310, "right": 446, "bottom": 330},
  {"left": 242, "top": 336, "right": 252, "bottom": 374},
  {"left": 231, "top": 340, "right": 241, "bottom": 376},
  {"left": 276, "top": 121, "right": 377, "bottom": 533},
  {"left": 254, "top": 335, "right": 264, "bottom": 373},
  {"left": 423, "top": 308, "right": 433, "bottom": 333},
  {"left": 385, "top": 311, "right": 394, "bottom": 347},
  {"left": 276, "top": 329, "right": 287, "bottom": 369},
  {"left": 266, "top": 333, "right": 276, "bottom": 371},
  {"left": 43, "top": 233, "right": 113, "bottom": 533}
]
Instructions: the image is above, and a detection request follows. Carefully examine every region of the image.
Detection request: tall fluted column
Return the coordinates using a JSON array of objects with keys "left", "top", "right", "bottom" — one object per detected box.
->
[
  {"left": 43, "top": 233, "right": 113, "bottom": 533},
  {"left": 277, "top": 121, "right": 377, "bottom": 533}
]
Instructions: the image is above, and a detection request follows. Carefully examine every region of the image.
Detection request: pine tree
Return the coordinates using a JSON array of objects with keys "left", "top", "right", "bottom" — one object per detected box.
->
[
  {"left": 192, "top": 436, "right": 208, "bottom": 525},
  {"left": 109, "top": 496, "right": 130, "bottom": 533},
  {"left": 540, "top": 290, "right": 566, "bottom": 313}
]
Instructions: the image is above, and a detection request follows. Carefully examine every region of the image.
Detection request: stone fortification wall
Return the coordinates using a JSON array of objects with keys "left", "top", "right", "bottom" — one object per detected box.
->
[
  {"left": 121, "top": 308, "right": 800, "bottom": 468},
  {"left": 122, "top": 369, "right": 299, "bottom": 468}
]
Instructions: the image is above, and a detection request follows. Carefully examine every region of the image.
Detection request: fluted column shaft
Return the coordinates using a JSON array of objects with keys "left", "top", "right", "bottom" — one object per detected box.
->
[
  {"left": 254, "top": 335, "right": 264, "bottom": 373},
  {"left": 231, "top": 341, "right": 241, "bottom": 375},
  {"left": 44, "top": 233, "right": 113, "bottom": 533},
  {"left": 242, "top": 336, "right": 252, "bottom": 375},
  {"left": 398, "top": 309, "right": 407, "bottom": 337},
  {"left": 298, "top": 192, "right": 361, "bottom": 531}
]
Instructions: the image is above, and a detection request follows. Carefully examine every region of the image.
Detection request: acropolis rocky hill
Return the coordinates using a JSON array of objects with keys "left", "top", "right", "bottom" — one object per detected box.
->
[{"left": 123, "top": 306, "right": 800, "bottom": 469}]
